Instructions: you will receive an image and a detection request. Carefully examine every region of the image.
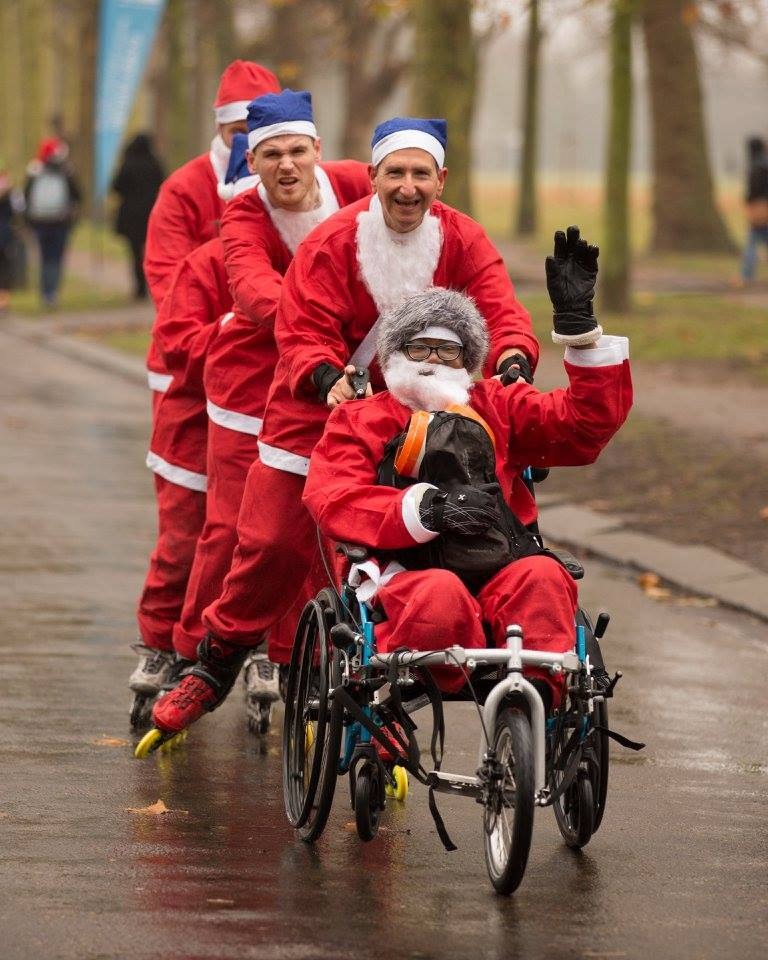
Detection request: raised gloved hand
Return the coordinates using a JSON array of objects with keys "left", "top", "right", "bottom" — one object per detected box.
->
[
  {"left": 497, "top": 353, "right": 533, "bottom": 386},
  {"left": 419, "top": 484, "right": 500, "bottom": 536},
  {"left": 545, "top": 225, "right": 602, "bottom": 346}
]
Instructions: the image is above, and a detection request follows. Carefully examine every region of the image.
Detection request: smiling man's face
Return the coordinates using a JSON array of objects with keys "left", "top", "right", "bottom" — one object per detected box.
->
[
  {"left": 369, "top": 148, "right": 447, "bottom": 233},
  {"left": 248, "top": 134, "right": 321, "bottom": 211}
]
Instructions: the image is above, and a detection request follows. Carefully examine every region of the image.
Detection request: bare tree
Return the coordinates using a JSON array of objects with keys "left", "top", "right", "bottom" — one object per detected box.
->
[
  {"left": 515, "top": 0, "right": 542, "bottom": 237},
  {"left": 602, "top": 0, "right": 634, "bottom": 312},
  {"left": 641, "top": 0, "right": 734, "bottom": 252}
]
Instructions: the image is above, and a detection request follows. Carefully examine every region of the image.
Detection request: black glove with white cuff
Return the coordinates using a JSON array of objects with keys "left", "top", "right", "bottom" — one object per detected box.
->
[
  {"left": 419, "top": 484, "right": 501, "bottom": 536},
  {"left": 545, "top": 225, "right": 602, "bottom": 346}
]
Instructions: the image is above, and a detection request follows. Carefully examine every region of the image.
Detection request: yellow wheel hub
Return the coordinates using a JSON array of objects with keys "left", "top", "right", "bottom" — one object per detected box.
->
[{"left": 385, "top": 764, "right": 409, "bottom": 802}]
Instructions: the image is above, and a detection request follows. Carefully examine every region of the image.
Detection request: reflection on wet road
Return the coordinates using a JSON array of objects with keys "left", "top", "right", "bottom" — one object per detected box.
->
[{"left": 0, "top": 330, "right": 766, "bottom": 959}]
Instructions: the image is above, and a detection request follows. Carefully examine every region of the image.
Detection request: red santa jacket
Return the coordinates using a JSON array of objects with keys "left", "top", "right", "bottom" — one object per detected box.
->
[
  {"left": 257, "top": 195, "right": 540, "bottom": 474},
  {"left": 304, "top": 338, "right": 632, "bottom": 550},
  {"left": 144, "top": 152, "right": 225, "bottom": 382},
  {"left": 203, "top": 160, "right": 371, "bottom": 432},
  {"left": 147, "top": 238, "right": 232, "bottom": 484}
]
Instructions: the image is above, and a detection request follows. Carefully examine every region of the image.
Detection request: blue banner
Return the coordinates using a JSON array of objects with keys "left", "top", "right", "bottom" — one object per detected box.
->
[{"left": 94, "top": 0, "right": 167, "bottom": 201}]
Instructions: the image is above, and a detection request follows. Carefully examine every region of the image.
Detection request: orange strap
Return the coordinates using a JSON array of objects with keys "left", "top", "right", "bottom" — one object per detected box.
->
[{"left": 393, "top": 406, "right": 496, "bottom": 480}]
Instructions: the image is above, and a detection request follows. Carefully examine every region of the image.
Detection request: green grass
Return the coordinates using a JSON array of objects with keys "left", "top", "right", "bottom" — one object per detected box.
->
[
  {"left": 9, "top": 275, "right": 130, "bottom": 315},
  {"left": 70, "top": 219, "right": 127, "bottom": 260},
  {"left": 92, "top": 328, "right": 150, "bottom": 357},
  {"left": 523, "top": 290, "right": 768, "bottom": 382}
]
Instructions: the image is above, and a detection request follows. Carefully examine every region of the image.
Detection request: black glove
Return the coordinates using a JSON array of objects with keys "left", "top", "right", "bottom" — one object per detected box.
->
[
  {"left": 497, "top": 353, "right": 533, "bottom": 386},
  {"left": 419, "top": 484, "right": 500, "bottom": 536},
  {"left": 312, "top": 362, "right": 344, "bottom": 403},
  {"left": 545, "top": 225, "right": 601, "bottom": 344}
]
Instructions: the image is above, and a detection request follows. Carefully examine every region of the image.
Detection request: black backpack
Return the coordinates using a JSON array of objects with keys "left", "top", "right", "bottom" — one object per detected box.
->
[{"left": 377, "top": 409, "right": 543, "bottom": 589}]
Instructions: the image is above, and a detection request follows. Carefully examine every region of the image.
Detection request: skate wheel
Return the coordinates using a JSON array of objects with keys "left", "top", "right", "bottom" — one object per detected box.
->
[
  {"left": 134, "top": 728, "right": 164, "bottom": 759},
  {"left": 305, "top": 722, "right": 315, "bottom": 752},
  {"left": 385, "top": 764, "right": 409, "bottom": 803}
]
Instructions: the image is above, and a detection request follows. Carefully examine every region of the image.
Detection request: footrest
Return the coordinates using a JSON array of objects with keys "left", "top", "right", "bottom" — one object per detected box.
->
[{"left": 426, "top": 770, "right": 482, "bottom": 799}]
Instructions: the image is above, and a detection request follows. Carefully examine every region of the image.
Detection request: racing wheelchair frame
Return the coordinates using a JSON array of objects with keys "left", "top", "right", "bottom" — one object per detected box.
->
[{"left": 282, "top": 557, "right": 640, "bottom": 895}]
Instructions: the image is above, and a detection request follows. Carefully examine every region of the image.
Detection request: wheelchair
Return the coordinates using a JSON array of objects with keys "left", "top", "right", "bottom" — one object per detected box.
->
[{"left": 281, "top": 540, "right": 642, "bottom": 895}]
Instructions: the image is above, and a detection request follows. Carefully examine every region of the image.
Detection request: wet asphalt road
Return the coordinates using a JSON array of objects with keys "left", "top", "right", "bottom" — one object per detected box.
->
[{"left": 0, "top": 327, "right": 766, "bottom": 960}]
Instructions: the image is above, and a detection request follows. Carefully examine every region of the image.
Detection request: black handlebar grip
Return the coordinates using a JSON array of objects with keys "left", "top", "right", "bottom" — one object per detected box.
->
[{"left": 348, "top": 367, "right": 370, "bottom": 399}]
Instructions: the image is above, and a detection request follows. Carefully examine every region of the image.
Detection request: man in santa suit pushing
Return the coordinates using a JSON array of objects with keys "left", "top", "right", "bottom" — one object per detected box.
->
[
  {"left": 303, "top": 234, "right": 631, "bottom": 707},
  {"left": 148, "top": 116, "right": 540, "bottom": 739}
]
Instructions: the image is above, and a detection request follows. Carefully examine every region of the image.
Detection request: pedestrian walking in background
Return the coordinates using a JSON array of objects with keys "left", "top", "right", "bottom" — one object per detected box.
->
[
  {"left": 111, "top": 134, "right": 165, "bottom": 300},
  {"left": 23, "top": 138, "right": 81, "bottom": 308},
  {"left": 740, "top": 135, "right": 768, "bottom": 285}
]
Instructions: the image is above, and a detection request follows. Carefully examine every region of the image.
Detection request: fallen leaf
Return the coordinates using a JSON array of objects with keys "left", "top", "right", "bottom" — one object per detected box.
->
[
  {"left": 673, "top": 596, "right": 718, "bottom": 608},
  {"left": 638, "top": 572, "right": 671, "bottom": 600},
  {"left": 206, "top": 898, "right": 235, "bottom": 906},
  {"left": 93, "top": 736, "right": 129, "bottom": 747},
  {"left": 125, "top": 799, "right": 187, "bottom": 816},
  {"left": 759, "top": 506, "right": 768, "bottom": 521}
]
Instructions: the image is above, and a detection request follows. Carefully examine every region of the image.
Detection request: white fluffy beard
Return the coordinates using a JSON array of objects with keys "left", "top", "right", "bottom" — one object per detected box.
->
[
  {"left": 383, "top": 352, "right": 473, "bottom": 411},
  {"left": 259, "top": 168, "right": 340, "bottom": 253},
  {"left": 355, "top": 195, "right": 443, "bottom": 314}
]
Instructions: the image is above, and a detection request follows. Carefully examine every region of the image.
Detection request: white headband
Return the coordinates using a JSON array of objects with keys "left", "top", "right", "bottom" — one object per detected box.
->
[
  {"left": 372, "top": 130, "right": 445, "bottom": 169},
  {"left": 214, "top": 100, "right": 251, "bottom": 124},
  {"left": 248, "top": 120, "right": 318, "bottom": 151},
  {"left": 411, "top": 325, "right": 463, "bottom": 345}
]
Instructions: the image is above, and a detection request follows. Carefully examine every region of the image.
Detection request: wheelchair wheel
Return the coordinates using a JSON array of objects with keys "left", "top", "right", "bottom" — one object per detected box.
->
[
  {"left": 592, "top": 698, "right": 610, "bottom": 833},
  {"left": 354, "top": 760, "right": 382, "bottom": 842},
  {"left": 551, "top": 714, "right": 596, "bottom": 850},
  {"left": 482, "top": 706, "right": 535, "bottom": 895},
  {"left": 282, "top": 590, "right": 343, "bottom": 841}
]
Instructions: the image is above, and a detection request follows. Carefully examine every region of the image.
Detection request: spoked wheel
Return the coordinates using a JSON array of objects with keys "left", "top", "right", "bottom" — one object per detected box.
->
[
  {"left": 282, "top": 590, "right": 343, "bottom": 842},
  {"left": 482, "top": 706, "right": 535, "bottom": 895},
  {"left": 591, "top": 698, "right": 610, "bottom": 833},
  {"left": 550, "top": 712, "right": 596, "bottom": 849},
  {"left": 354, "top": 760, "right": 383, "bottom": 842}
]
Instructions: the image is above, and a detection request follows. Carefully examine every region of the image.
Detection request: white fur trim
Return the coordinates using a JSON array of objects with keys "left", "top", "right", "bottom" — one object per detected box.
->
[
  {"left": 401, "top": 483, "right": 441, "bottom": 543},
  {"left": 146, "top": 451, "right": 207, "bottom": 492},
  {"left": 257, "top": 441, "right": 310, "bottom": 476},
  {"left": 248, "top": 121, "right": 318, "bottom": 151},
  {"left": 417, "top": 325, "right": 463, "bottom": 345},
  {"left": 232, "top": 173, "right": 260, "bottom": 198},
  {"left": 348, "top": 559, "right": 407, "bottom": 603},
  {"left": 208, "top": 134, "right": 231, "bottom": 186},
  {"left": 372, "top": 130, "right": 445, "bottom": 169},
  {"left": 207, "top": 400, "right": 263, "bottom": 436},
  {"left": 214, "top": 99, "right": 251, "bottom": 123},
  {"left": 551, "top": 324, "right": 603, "bottom": 347},
  {"left": 147, "top": 370, "right": 172, "bottom": 392},
  {"left": 564, "top": 334, "right": 629, "bottom": 367},
  {"left": 258, "top": 166, "right": 339, "bottom": 254}
]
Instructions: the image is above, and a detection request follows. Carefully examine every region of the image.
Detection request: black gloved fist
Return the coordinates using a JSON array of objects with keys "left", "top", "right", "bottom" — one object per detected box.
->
[
  {"left": 498, "top": 353, "right": 533, "bottom": 386},
  {"left": 312, "top": 362, "right": 344, "bottom": 403},
  {"left": 419, "top": 483, "right": 501, "bottom": 536},
  {"left": 545, "top": 225, "right": 601, "bottom": 345}
]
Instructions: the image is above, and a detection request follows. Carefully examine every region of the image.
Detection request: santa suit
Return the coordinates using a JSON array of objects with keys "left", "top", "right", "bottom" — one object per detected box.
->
[
  {"left": 137, "top": 238, "right": 232, "bottom": 651},
  {"left": 303, "top": 339, "right": 633, "bottom": 698},
  {"left": 171, "top": 161, "right": 372, "bottom": 660},
  {"left": 143, "top": 146, "right": 228, "bottom": 400},
  {"left": 202, "top": 194, "right": 539, "bottom": 660}
]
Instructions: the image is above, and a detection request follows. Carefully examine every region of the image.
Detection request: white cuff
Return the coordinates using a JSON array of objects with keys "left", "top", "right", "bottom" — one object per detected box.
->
[
  {"left": 401, "top": 483, "right": 440, "bottom": 544},
  {"left": 564, "top": 334, "right": 629, "bottom": 367},
  {"left": 551, "top": 324, "right": 603, "bottom": 347}
]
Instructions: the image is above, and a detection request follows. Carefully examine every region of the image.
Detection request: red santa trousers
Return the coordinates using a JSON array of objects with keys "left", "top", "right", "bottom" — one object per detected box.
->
[
  {"left": 202, "top": 459, "right": 325, "bottom": 664},
  {"left": 373, "top": 556, "right": 578, "bottom": 701},
  {"left": 137, "top": 475, "right": 207, "bottom": 651},
  {"left": 172, "top": 422, "right": 259, "bottom": 660}
]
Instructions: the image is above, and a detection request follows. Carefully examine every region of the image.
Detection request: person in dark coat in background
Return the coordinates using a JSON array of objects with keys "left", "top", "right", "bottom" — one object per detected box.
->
[
  {"left": 112, "top": 134, "right": 165, "bottom": 299},
  {"left": 740, "top": 135, "right": 768, "bottom": 285}
]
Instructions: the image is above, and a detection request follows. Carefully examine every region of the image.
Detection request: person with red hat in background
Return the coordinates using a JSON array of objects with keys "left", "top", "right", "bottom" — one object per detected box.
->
[
  {"left": 128, "top": 137, "right": 255, "bottom": 719},
  {"left": 133, "top": 63, "right": 279, "bottom": 701},
  {"left": 146, "top": 116, "right": 540, "bottom": 740},
  {"left": 23, "top": 138, "right": 81, "bottom": 308},
  {"left": 168, "top": 90, "right": 370, "bottom": 719}
]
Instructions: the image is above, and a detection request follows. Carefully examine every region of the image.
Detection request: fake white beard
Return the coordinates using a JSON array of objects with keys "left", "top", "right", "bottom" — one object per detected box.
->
[
  {"left": 258, "top": 166, "right": 340, "bottom": 254},
  {"left": 209, "top": 134, "right": 231, "bottom": 185},
  {"left": 355, "top": 194, "right": 443, "bottom": 315},
  {"left": 383, "top": 352, "right": 473, "bottom": 412}
]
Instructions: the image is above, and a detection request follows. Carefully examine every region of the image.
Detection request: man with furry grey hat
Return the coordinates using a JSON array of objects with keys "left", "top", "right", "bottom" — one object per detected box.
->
[{"left": 304, "top": 245, "right": 632, "bottom": 705}]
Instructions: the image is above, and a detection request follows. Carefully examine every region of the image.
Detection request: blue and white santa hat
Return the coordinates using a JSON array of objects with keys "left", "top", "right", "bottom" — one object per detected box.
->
[
  {"left": 246, "top": 89, "right": 318, "bottom": 152},
  {"left": 371, "top": 117, "right": 447, "bottom": 169},
  {"left": 217, "top": 133, "right": 259, "bottom": 200}
]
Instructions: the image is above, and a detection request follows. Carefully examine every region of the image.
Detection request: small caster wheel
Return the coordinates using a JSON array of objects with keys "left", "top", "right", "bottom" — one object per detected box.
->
[
  {"left": 134, "top": 727, "right": 186, "bottom": 759},
  {"left": 385, "top": 764, "right": 409, "bottom": 803},
  {"left": 354, "top": 762, "right": 382, "bottom": 842}
]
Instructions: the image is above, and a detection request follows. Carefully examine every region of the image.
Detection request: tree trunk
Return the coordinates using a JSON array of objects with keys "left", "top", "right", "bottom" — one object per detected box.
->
[
  {"left": 270, "top": 1, "right": 311, "bottom": 88},
  {"left": 166, "top": 0, "right": 192, "bottom": 171},
  {"left": 641, "top": 0, "right": 734, "bottom": 252},
  {"left": 602, "top": 0, "right": 633, "bottom": 313},
  {"left": 515, "top": 0, "right": 541, "bottom": 237},
  {"left": 411, "top": 0, "right": 476, "bottom": 215},
  {"left": 74, "top": 0, "right": 99, "bottom": 213}
]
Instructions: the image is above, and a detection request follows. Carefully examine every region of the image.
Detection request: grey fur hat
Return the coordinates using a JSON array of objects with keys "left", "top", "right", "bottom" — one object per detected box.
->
[{"left": 376, "top": 287, "right": 490, "bottom": 374}]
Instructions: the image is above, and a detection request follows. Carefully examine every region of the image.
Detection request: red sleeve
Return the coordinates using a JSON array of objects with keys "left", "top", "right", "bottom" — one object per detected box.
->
[
  {"left": 304, "top": 400, "right": 438, "bottom": 550},
  {"left": 153, "top": 244, "right": 231, "bottom": 376},
  {"left": 276, "top": 234, "right": 360, "bottom": 398},
  {"left": 453, "top": 217, "right": 540, "bottom": 375},
  {"left": 220, "top": 191, "right": 286, "bottom": 328}
]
